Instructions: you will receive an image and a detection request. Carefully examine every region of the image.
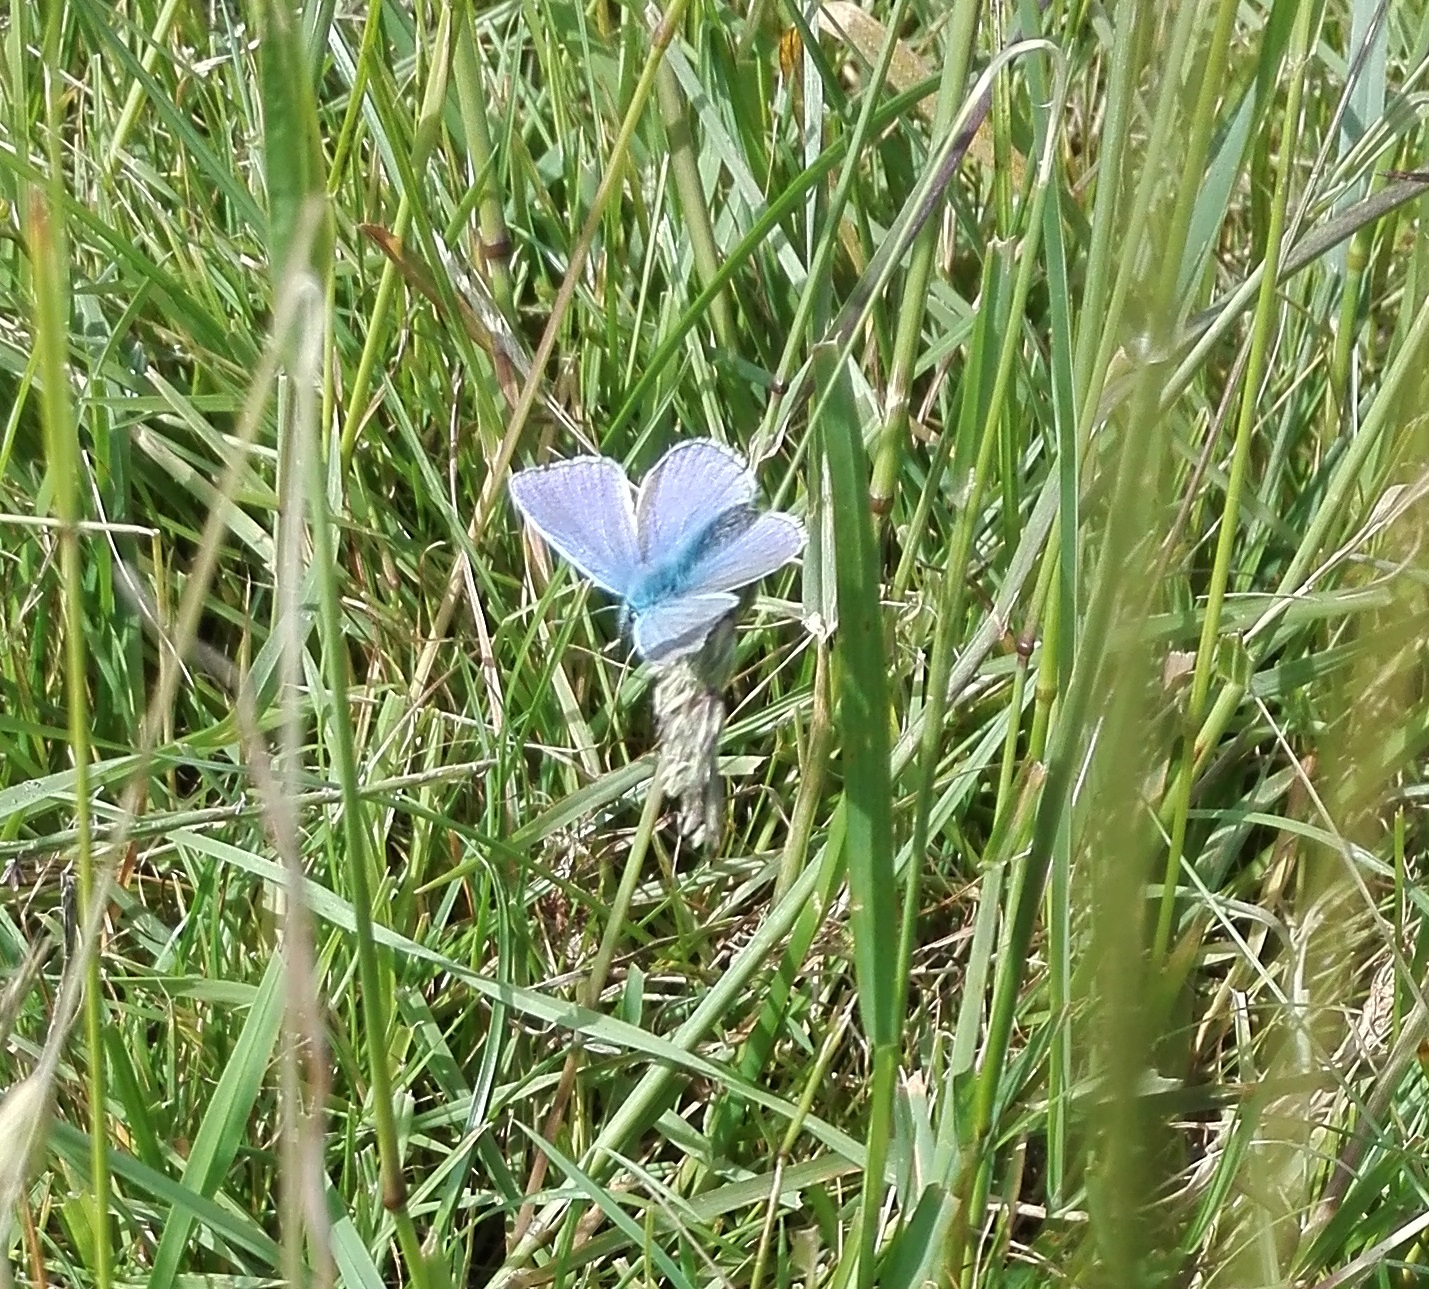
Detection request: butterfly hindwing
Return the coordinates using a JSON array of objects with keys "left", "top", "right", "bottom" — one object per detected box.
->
[
  {"left": 631, "top": 592, "right": 741, "bottom": 663},
  {"left": 509, "top": 456, "right": 641, "bottom": 597},
  {"left": 635, "top": 439, "right": 756, "bottom": 564}
]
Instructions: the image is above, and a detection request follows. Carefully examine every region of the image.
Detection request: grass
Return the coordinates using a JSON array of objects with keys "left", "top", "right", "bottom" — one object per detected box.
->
[{"left": 3, "top": 0, "right": 1429, "bottom": 1286}]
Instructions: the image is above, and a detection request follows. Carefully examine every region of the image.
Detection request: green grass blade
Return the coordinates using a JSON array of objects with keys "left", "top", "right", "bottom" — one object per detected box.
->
[{"left": 145, "top": 953, "right": 285, "bottom": 1289}]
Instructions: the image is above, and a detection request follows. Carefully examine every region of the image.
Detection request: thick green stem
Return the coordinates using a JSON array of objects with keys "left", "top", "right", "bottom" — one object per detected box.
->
[
  {"left": 453, "top": 0, "right": 516, "bottom": 314},
  {"left": 1156, "top": 0, "right": 1318, "bottom": 962},
  {"left": 775, "top": 643, "right": 833, "bottom": 903},
  {"left": 754, "top": 0, "right": 915, "bottom": 447},
  {"left": 31, "top": 185, "right": 109, "bottom": 1289},
  {"left": 856, "top": 1045, "right": 899, "bottom": 1285},
  {"left": 306, "top": 400, "right": 434, "bottom": 1289},
  {"left": 339, "top": 6, "right": 453, "bottom": 467},
  {"left": 868, "top": 0, "right": 979, "bottom": 512},
  {"left": 900, "top": 38, "right": 1065, "bottom": 1036},
  {"left": 656, "top": 61, "right": 736, "bottom": 349}
]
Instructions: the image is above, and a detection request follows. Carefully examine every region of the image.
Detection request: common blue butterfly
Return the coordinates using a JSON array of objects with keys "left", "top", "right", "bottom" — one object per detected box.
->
[{"left": 509, "top": 439, "right": 804, "bottom": 662}]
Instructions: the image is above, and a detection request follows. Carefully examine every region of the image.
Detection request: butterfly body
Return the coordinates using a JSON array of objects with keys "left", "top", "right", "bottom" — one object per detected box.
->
[
  {"left": 623, "top": 504, "right": 757, "bottom": 610},
  {"left": 509, "top": 440, "right": 803, "bottom": 663}
]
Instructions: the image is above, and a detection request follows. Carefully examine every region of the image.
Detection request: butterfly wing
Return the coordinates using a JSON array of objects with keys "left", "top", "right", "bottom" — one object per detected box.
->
[
  {"left": 681, "top": 511, "right": 805, "bottom": 595},
  {"left": 509, "top": 456, "right": 641, "bottom": 597},
  {"left": 631, "top": 592, "right": 741, "bottom": 662},
  {"left": 636, "top": 439, "right": 756, "bottom": 563}
]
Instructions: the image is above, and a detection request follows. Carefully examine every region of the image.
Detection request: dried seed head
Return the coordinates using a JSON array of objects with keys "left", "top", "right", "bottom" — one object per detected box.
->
[{"left": 651, "top": 615, "right": 737, "bottom": 848}]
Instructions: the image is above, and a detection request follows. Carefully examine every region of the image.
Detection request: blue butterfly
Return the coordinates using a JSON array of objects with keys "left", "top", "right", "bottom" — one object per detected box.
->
[{"left": 509, "top": 439, "right": 804, "bottom": 662}]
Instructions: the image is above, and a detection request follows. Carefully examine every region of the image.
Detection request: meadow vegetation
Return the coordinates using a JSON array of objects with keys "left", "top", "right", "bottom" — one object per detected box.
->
[{"left": 2, "top": 0, "right": 1429, "bottom": 1286}]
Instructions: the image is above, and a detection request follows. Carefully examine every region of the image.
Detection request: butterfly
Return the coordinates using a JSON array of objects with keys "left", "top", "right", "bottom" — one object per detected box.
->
[{"left": 509, "top": 439, "right": 805, "bottom": 663}]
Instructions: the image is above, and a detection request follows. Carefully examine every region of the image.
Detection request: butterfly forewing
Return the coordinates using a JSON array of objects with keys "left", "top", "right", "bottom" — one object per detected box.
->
[
  {"left": 636, "top": 439, "right": 756, "bottom": 564},
  {"left": 509, "top": 456, "right": 642, "bottom": 597},
  {"left": 632, "top": 592, "right": 741, "bottom": 662},
  {"left": 679, "top": 511, "right": 805, "bottom": 596}
]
